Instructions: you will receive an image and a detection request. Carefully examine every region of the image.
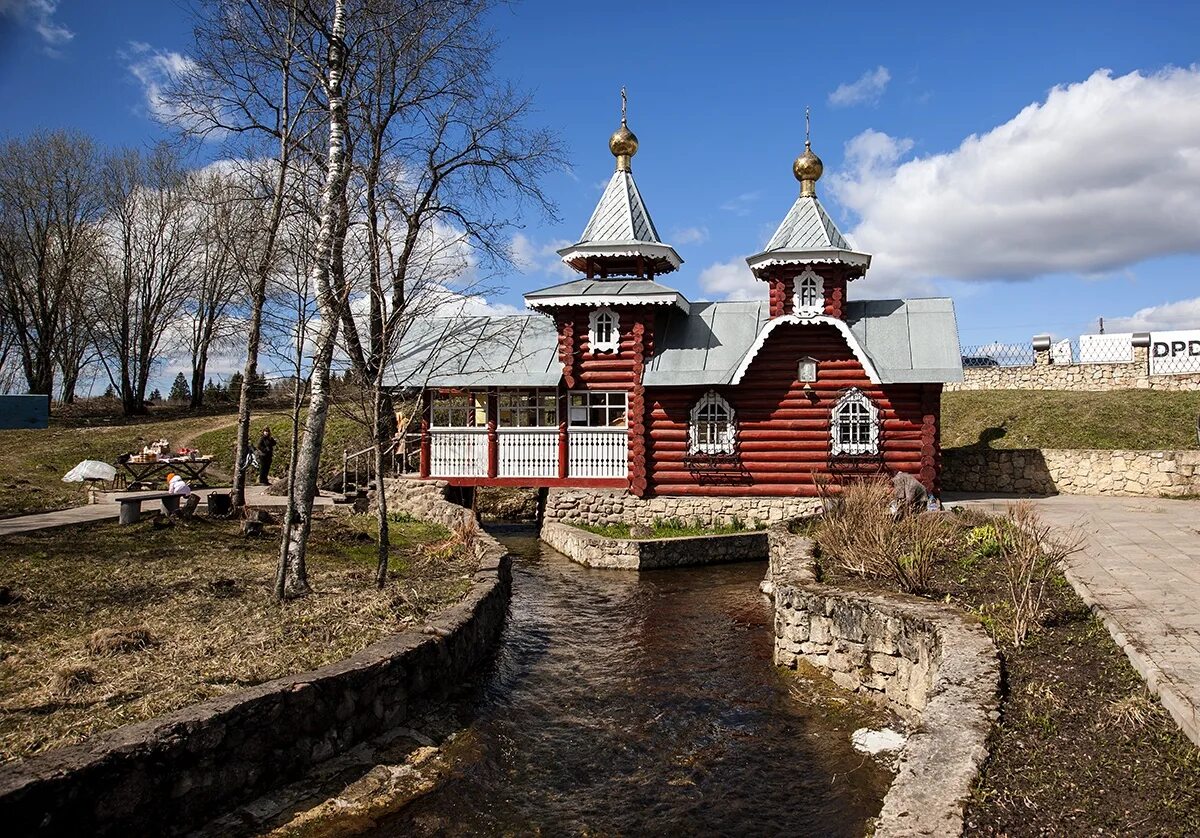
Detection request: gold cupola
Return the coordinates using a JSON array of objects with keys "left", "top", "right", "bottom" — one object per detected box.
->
[
  {"left": 793, "top": 107, "right": 824, "bottom": 197},
  {"left": 609, "top": 87, "right": 639, "bottom": 171}
]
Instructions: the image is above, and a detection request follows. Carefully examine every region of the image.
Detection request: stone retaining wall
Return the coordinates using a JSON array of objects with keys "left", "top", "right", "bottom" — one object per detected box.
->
[
  {"left": 544, "top": 488, "right": 820, "bottom": 528},
  {"left": 943, "top": 448, "right": 1200, "bottom": 497},
  {"left": 768, "top": 525, "right": 1000, "bottom": 837},
  {"left": 0, "top": 484, "right": 511, "bottom": 837},
  {"left": 946, "top": 346, "right": 1200, "bottom": 392},
  {"left": 540, "top": 520, "right": 769, "bottom": 570}
]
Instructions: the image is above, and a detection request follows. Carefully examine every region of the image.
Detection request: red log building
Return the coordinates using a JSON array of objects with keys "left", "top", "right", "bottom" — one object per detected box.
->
[{"left": 388, "top": 103, "right": 963, "bottom": 498}]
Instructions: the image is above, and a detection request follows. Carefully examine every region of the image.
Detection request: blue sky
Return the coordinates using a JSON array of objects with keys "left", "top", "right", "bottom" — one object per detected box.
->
[{"left": 3, "top": 0, "right": 1200, "bottom": 355}]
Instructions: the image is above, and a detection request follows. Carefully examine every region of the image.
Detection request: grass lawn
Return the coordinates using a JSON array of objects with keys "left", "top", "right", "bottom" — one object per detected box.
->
[
  {"left": 942, "top": 390, "right": 1200, "bottom": 450},
  {"left": 0, "top": 512, "right": 472, "bottom": 762},
  {"left": 573, "top": 519, "right": 764, "bottom": 539},
  {"left": 0, "top": 407, "right": 370, "bottom": 517}
]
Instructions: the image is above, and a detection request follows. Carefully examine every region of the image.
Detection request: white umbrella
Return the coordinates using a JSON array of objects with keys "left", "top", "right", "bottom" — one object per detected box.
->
[{"left": 62, "top": 460, "right": 118, "bottom": 483}]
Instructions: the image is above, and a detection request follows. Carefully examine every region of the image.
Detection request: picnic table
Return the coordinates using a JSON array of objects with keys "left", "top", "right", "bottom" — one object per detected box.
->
[{"left": 117, "top": 457, "right": 215, "bottom": 490}]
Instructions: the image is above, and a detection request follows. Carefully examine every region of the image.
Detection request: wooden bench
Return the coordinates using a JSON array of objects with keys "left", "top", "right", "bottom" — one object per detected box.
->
[{"left": 114, "top": 492, "right": 183, "bottom": 525}]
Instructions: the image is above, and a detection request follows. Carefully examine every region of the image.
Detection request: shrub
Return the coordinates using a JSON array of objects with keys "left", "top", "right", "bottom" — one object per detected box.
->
[
  {"left": 992, "top": 503, "right": 1081, "bottom": 647},
  {"left": 813, "top": 478, "right": 954, "bottom": 594}
]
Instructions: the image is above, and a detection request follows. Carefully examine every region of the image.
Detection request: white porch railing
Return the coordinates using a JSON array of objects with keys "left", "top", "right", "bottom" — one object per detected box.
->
[
  {"left": 429, "top": 428, "right": 488, "bottom": 477},
  {"left": 498, "top": 428, "right": 559, "bottom": 478},
  {"left": 567, "top": 428, "right": 628, "bottom": 479}
]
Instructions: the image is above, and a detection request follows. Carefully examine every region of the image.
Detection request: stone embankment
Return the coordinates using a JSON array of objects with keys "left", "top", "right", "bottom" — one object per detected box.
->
[
  {"left": 767, "top": 525, "right": 1000, "bottom": 837},
  {"left": 544, "top": 487, "right": 820, "bottom": 528},
  {"left": 945, "top": 346, "right": 1200, "bottom": 392},
  {"left": 0, "top": 481, "right": 510, "bottom": 837},
  {"left": 943, "top": 448, "right": 1200, "bottom": 497},
  {"left": 540, "top": 520, "right": 768, "bottom": 570}
]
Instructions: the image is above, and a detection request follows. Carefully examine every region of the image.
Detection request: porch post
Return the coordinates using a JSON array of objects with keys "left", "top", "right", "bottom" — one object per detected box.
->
[
  {"left": 419, "top": 390, "right": 431, "bottom": 479},
  {"left": 558, "top": 384, "right": 569, "bottom": 480},
  {"left": 487, "top": 388, "right": 498, "bottom": 479}
]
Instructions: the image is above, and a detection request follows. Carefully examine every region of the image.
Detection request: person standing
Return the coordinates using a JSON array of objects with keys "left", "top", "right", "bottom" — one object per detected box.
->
[{"left": 257, "top": 428, "right": 277, "bottom": 485}]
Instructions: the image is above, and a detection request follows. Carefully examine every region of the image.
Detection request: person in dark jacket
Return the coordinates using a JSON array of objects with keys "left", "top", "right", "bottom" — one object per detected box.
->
[{"left": 257, "top": 428, "right": 277, "bottom": 485}]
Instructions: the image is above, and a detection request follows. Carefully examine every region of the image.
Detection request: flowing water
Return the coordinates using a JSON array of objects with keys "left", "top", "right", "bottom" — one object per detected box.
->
[{"left": 371, "top": 525, "right": 892, "bottom": 836}]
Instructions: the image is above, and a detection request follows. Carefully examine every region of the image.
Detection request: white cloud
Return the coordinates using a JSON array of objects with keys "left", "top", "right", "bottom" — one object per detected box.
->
[
  {"left": 697, "top": 258, "right": 762, "bottom": 301},
  {"left": 509, "top": 233, "right": 575, "bottom": 281},
  {"left": 1105, "top": 297, "right": 1200, "bottom": 332},
  {"left": 720, "top": 191, "right": 761, "bottom": 216},
  {"left": 671, "top": 225, "right": 709, "bottom": 246},
  {"left": 829, "top": 66, "right": 891, "bottom": 108},
  {"left": 828, "top": 67, "right": 1200, "bottom": 287},
  {"left": 120, "top": 41, "right": 200, "bottom": 126},
  {"left": 0, "top": 0, "right": 73, "bottom": 55}
]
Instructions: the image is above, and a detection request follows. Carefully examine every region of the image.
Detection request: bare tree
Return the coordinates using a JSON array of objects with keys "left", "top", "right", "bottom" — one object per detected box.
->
[
  {"left": 164, "top": 0, "right": 321, "bottom": 506},
  {"left": 184, "top": 169, "right": 257, "bottom": 408},
  {"left": 276, "top": 0, "right": 352, "bottom": 599},
  {"left": 337, "top": 0, "right": 562, "bottom": 586},
  {"left": 89, "top": 144, "right": 199, "bottom": 416},
  {"left": 0, "top": 130, "right": 102, "bottom": 398}
]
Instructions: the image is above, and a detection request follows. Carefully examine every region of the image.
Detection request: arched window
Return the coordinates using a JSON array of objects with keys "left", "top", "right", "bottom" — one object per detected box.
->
[
  {"left": 689, "top": 390, "right": 736, "bottom": 454},
  {"left": 589, "top": 307, "right": 620, "bottom": 354},
  {"left": 830, "top": 388, "right": 879, "bottom": 456},
  {"left": 793, "top": 269, "right": 824, "bottom": 317}
]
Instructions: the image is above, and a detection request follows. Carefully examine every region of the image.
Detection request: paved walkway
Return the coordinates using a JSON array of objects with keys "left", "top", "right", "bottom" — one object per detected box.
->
[
  {"left": 951, "top": 493, "right": 1200, "bottom": 747},
  {"left": 0, "top": 485, "right": 337, "bottom": 537}
]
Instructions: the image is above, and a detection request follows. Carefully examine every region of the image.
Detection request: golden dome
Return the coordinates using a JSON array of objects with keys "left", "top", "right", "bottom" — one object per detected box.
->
[
  {"left": 793, "top": 141, "right": 823, "bottom": 191},
  {"left": 609, "top": 124, "right": 639, "bottom": 163}
]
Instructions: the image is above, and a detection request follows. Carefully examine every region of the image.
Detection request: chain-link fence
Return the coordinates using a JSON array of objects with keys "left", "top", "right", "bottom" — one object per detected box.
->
[
  {"left": 960, "top": 343, "right": 1036, "bottom": 367},
  {"left": 962, "top": 334, "right": 1200, "bottom": 376}
]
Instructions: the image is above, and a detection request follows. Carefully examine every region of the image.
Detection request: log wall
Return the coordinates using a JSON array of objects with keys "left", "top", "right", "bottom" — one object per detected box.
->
[{"left": 645, "top": 322, "right": 941, "bottom": 497}]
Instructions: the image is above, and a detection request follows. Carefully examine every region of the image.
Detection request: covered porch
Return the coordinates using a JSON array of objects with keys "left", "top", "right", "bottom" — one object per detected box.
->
[{"left": 417, "top": 388, "right": 630, "bottom": 486}]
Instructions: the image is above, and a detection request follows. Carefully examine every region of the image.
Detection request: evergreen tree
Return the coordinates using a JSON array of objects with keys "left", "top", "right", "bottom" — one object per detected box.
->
[
  {"left": 102, "top": 384, "right": 115, "bottom": 399},
  {"left": 204, "top": 378, "right": 225, "bottom": 401},
  {"left": 169, "top": 372, "right": 191, "bottom": 402},
  {"left": 248, "top": 371, "right": 270, "bottom": 400},
  {"left": 228, "top": 371, "right": 244, "bottom": 401},
  {"left": 149, "top": 388, "right": 162, "bottom": 401}
]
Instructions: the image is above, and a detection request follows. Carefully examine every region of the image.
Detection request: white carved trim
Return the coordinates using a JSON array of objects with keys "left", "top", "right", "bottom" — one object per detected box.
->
[
  {"left": 830, "top": 387, "right": 880, "bottom": 456},
  {"left": 792, "top": 269, "right": 824, "bottom": 317},
  {"left": 557, "top": 242, "right": 684, "bottom": 269},
  {"left": 729, "top": 315, "right": 881, "bottom": 385},
  {"left": 688, "top": 390, "right": 736, "bottom": 454},
  {"left": 527, "top": 292, "right": 686, "bottom": 310},
  {"left": 745, "top": 248, "right": 871, "bottom": 272},
  {"left": 588, "top": 307, "right": 620, "bottom": 354}
]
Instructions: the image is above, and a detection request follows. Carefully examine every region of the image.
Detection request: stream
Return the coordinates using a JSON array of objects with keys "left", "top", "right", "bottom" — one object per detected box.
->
[{"left": 370, "top": 524, "right": 892, "bottom": 836}]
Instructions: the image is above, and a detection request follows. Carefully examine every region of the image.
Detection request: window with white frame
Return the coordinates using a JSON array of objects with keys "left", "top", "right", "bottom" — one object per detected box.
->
[
  {"left": 498, "top": 389, "right": 558, "bottom": 427},
  {"left": 569, "top": 391, "right": 627, "bottom": 427},
  {"left": 588, "top": 307, "right": 620, "bottom": 354},
  {"left": 431, "top": 391, "right": 485, "bottom": 427},
  {"left": 689, "top": 390, "right": 736, "bottom": 454},
  {"left": 792, "top": 269, "right": 824, "bottom": 317},
  {"left": 830, "top": 388, "right": 879, "bottom": 456}
]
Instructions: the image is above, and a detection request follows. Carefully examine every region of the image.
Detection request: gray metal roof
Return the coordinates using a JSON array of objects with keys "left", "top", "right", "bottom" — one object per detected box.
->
[
  {"left": 525, "top": 278, "right": 688, "bottom": 308},
  {"left": 384, "top": 315, "right": 560, "bottom": 389},
  {"left": 763, "top": 195, "right": 850, "bottom": 252},
  {"left": 579, "top": 170, "right": 661, "bottom": 244},
  {"left": 845, "top": 298, "right": 964, "bottom": 384},
  {"left": 384, "top": 298, "right": 964, "bottom": 389}
]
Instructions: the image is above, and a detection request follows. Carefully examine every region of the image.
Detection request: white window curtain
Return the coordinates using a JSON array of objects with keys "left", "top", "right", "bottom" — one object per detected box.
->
[
  {"left": 689, "top": 390, "right": 736, "bottom": 454},
  {"left": 830, "top": 387, "right": 879, "bottom": 455},
  {"left": 588, "top": 307, "right": 620, "bottom": 353},
  {"left": 792, "top": 269, "right": 824, "bottom": 317}
]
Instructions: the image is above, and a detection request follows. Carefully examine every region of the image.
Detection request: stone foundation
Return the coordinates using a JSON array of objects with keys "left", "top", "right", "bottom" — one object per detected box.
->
[
  {"left": 943, "top": 448, "right": 1200, "bottom": 497},
  {"left": 768, "top": 525, "right": 1000, "bottom": 837},
  {"left": 540, "top": 520, "right": 768, "bottom": 570},
  {"left": 544, "top": 487, "right": 821, "bottom": 528},
  {"left": 0, "top": 484, "right": 511, "bottom": 837}
]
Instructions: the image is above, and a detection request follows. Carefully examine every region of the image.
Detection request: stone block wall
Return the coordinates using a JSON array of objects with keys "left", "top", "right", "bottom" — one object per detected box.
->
[
  {"left": 544, "top": 488, "right": 821, "bottom": 529},
  {"left": 946, "top": 347, "right": 1200, "bottom": 392},
  {"left": 943, "top": 448, "right": 1200, "bottom": 496},
  {"left": 0, "top": 485, "right": 511, "bottom": 838},
  {"left": 540, "top": 521, "right": 769, "bottom": 570},
  {"left": 767, "top": 520, "right": 1000, "bottom": 837}
]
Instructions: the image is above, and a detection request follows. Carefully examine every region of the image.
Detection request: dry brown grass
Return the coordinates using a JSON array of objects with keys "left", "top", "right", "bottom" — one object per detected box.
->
[
  {"left": 812, "top": 478, "right": 957, "bottom": 593},
  {"left": 0, "top": 512, "right": 474, "bottom": 762}
]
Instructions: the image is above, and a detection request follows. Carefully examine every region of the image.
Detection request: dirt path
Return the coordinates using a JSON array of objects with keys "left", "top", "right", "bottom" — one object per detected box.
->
[{"left": 172, "top": 413, "right": 245, "bottom": 452}]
